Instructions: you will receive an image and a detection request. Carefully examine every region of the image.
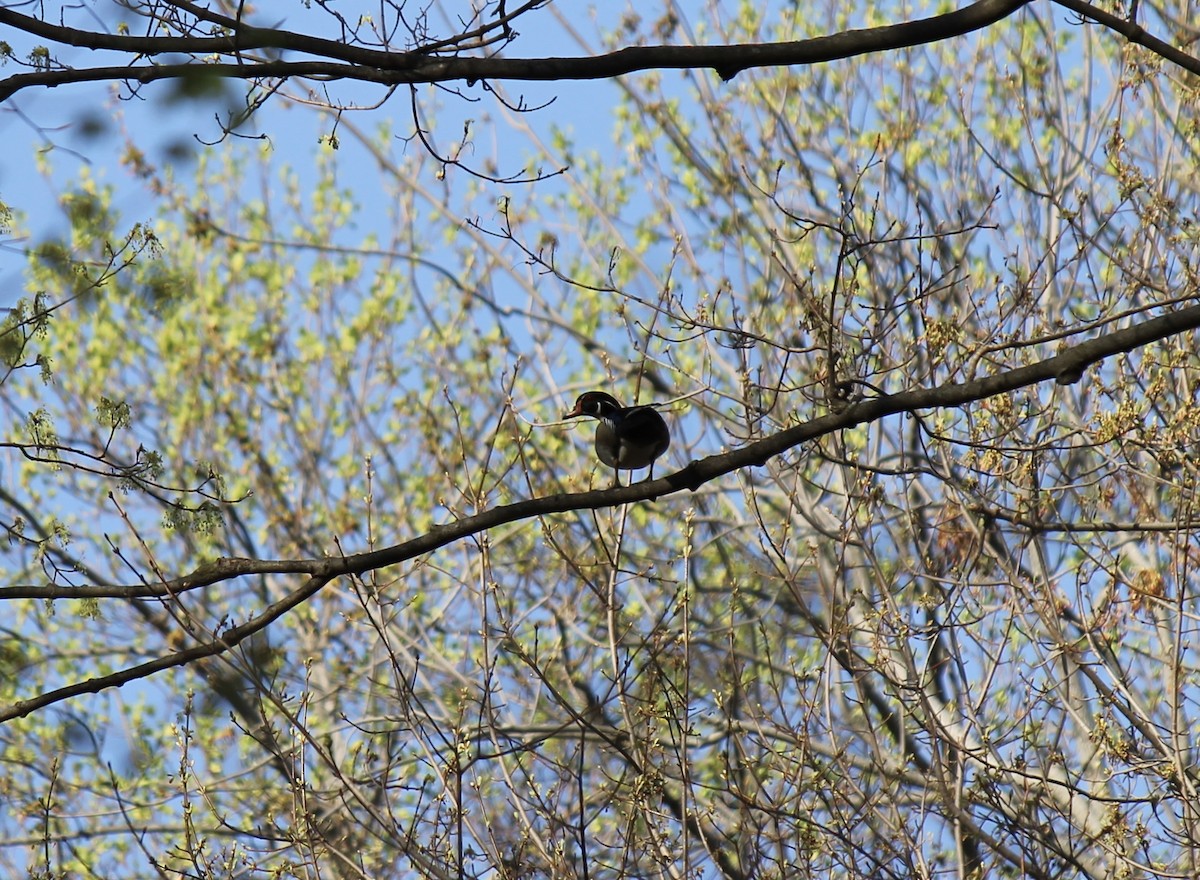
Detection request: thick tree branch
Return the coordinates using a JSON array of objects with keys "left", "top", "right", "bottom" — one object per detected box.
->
[
  {"left": 0, "top": 8, "right": 403, "bottom": 66},
  {"left": 2, "top": 301, "right": 1197, "bottom": 724},
  {"left": 0, "top": 0, "right": 1032, "bottom": 101},
  {"left": 1050, "top": 0, "right": 1200, "bottom": 76},
  {"left": 0, "top": 574, "right": 332, "bottom": 723},
  {"left": 3, "top": 301, "right": 1197, "bottom": 603}
]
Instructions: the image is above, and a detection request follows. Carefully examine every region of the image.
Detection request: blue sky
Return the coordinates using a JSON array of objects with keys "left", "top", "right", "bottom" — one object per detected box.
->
[{"left": 0, "top": 0, "right": 628, "bottom": 301}]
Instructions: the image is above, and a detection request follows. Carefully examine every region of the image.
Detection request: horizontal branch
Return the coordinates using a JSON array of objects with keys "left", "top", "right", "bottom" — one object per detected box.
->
[{"left": 0, "top": 0, "right": 1031, "bottom": 101}]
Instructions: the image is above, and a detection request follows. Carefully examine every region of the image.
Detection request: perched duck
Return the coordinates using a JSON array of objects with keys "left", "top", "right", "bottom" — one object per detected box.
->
[{"left": 563, "top": 390, "right": 670, "bottom": 483}]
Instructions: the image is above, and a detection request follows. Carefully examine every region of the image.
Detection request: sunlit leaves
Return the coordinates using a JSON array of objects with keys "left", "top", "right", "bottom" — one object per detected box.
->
[
  {"left": 27, "top": 45, "right": 49, "bottom": 70},
  {"left": 162, "top": 500, "right": 223, "bottom": 535},
  {"left": 23, "top": 408, "right": 59, "bottom": 461},
  {"left": 95, "top": 396, "right": 132, "bottom": 431}
]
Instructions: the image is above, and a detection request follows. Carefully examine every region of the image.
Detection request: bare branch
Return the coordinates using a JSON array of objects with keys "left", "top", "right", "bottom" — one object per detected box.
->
[
  {"left": 1051, "top": 0, "right": 1200, "bottom": 76},
  {"left": 0, "top": 0, "right": 1041, "bottom": 102}
]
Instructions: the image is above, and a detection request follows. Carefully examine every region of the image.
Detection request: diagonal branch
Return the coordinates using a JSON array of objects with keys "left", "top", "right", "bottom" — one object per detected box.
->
[
  {"left": 1050, "top": 0, "right": 1200, "bottom": 76},
  {"left": 2, "top": 301, "right": 1197, "bottom": 724}
]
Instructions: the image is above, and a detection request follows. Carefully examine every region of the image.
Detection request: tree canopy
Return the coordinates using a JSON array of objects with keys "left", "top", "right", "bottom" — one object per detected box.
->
[{"left": 3, "top": 0, "right": 1200, "bottom": 877}]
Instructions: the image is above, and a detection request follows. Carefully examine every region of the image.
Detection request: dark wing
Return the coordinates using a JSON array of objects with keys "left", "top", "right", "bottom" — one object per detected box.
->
[{"left": 622, "top": 406, "right": 670, "bottom": 457}]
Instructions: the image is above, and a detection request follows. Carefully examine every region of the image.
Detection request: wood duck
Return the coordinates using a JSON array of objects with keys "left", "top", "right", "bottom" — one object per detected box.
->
[{"left": 563, "top": 390, "right": 670, "bottom": 483}]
